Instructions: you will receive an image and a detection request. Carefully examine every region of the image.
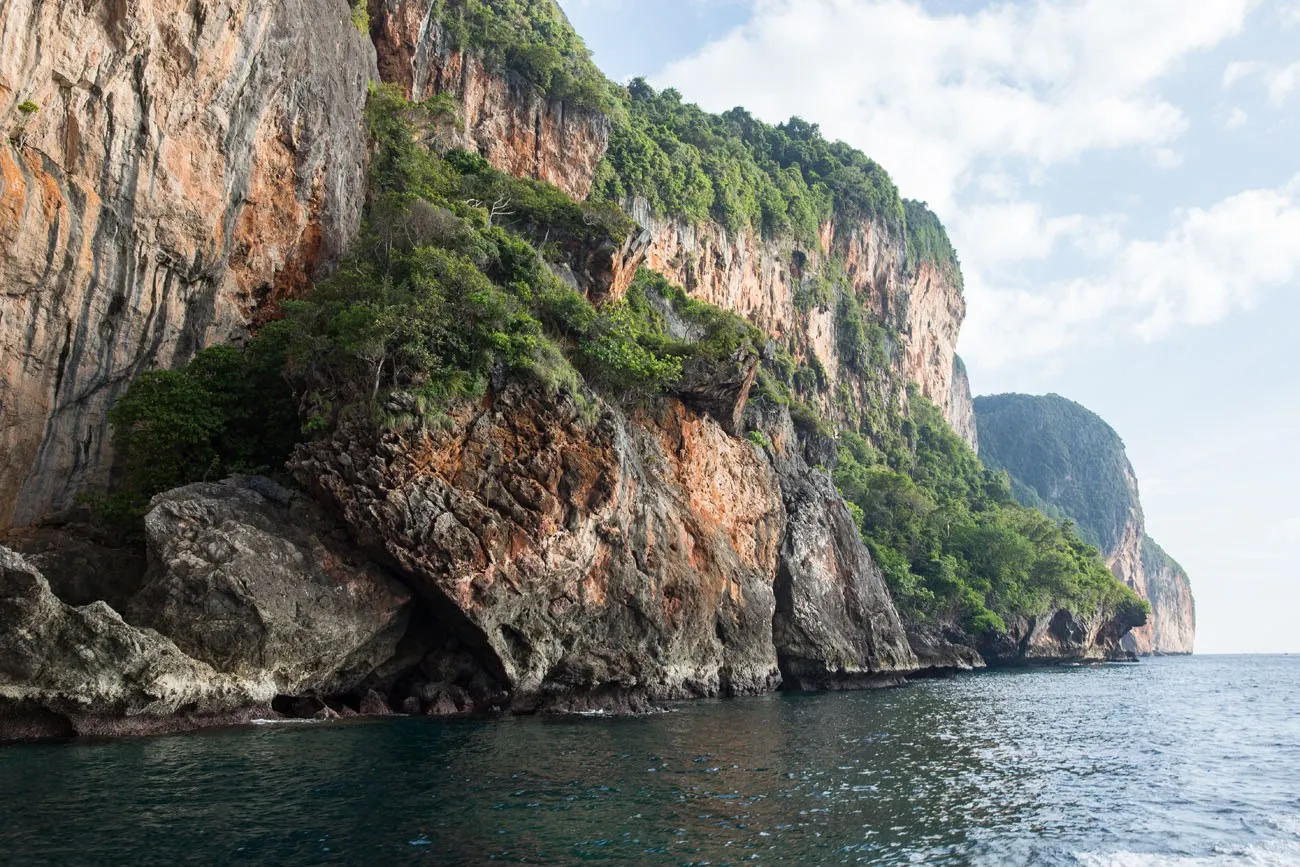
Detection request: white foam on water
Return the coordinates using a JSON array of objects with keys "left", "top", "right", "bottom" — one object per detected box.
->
[{"left": 250, "top": 718, "right": 324, "bottom": 726}]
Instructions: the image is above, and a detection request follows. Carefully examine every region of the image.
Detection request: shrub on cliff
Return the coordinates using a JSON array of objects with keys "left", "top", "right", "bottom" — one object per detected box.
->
[{"left": 100, "top": 337, "right": 299, "bottom": 530}]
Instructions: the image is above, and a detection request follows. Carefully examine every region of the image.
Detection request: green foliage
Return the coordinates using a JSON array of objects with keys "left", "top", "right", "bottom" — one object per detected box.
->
[
  {"left": 974, "top": 393, "right": 1139, "bottom": 552},
  {"left": 349, "top": 0, "right": 369, "bottom": 34},
  {"left": 746, "top": 430, "right": 771, "bottom": 450},
  {"left": 17, "top": 100, "right": 39, "bottom": 115},
  {"left": 101, "top": 336, "right": 299, "bottom": 531},
  {"left": 836, "top": 389, "right": 1147, "bottom": 633},
  {"left": 904, "top": 199, "right": 962, "bottom": 286},
  {"left": 433, "top": 0, "right": 614, "bottom": 109},
  {"left": 279, "top": 89, "right": 758, "bottom": 421},
  {"left": 592, "top": 81, "right": 904, "bottom": 242}
]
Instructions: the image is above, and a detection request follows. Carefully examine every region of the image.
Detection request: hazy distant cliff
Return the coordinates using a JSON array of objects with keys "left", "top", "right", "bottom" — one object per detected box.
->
[{"left": 974, "top": 394, "right": 1196, "bottom": 655}]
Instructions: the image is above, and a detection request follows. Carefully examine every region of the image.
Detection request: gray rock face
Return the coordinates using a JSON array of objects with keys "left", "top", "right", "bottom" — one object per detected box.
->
[
  {"left": 0, "top": 0, "right": 377, "bottom": 529},
  {"left": 131, "top": 477, "right": 414, "bottom": 697},
  {"left": 772, "top": 458, "right": 918, "bottom": 690},
  {"left": 0, "top": 545, "right": 264, "bottom": 741},
  {"left": 980, "top": 607, "right": 1141, "bottom": 666},
  {"left": 0, "top": 477, "right": 418, "bottom": 741}
]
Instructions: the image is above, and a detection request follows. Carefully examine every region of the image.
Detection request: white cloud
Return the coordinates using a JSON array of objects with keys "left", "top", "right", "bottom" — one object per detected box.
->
[
  {"left": 963, "top": 175, "right": 1300, "bottom": 367},
  {"left": 1281, "top": 0, "right": 1300, "bottom": 26},
  {"left": 1223, "top": 60, "right": 1260, "bottom": 87},
  {"left": 1220, "top": 59, "right": 1300, "bottom": 105},
  {"left": 1265, "top": 61, "right": 1300, "bottom": 105},
  {"left": 659, "top": 0, "right": 1258, "bottom": 212},
  {"left": 1154, "top": 147, "right": 1184, "bottom": 169},
  {"left": 1224, "top": 107, "right": 1249, "bottom": 128}
]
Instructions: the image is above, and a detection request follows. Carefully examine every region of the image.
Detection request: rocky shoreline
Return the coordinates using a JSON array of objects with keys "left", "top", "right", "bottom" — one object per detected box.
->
[{"left": 1, "top": 458, "right": 1139, "bottom": 745}]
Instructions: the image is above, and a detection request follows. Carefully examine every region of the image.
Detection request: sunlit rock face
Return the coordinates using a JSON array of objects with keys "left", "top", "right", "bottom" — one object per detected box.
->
[{"left": 0, "top": 0, "right": 375, "bottom": 528}]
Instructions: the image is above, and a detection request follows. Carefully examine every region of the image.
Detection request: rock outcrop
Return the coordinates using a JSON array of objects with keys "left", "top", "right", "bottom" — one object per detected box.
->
[
  {"left": 0, "top": 0, "right": 376, "bottom": 529},
  {"left": 980, "top": 607, "right": 1142, "bottom": 666},
  {"left": 0, "top": 545, "right": 264, "bottom": 741},
  {"left": 369, "top": 0, "right": 609, "bottom": 200},
  {"left": 131, "top": 478, "right": 414, "bottom": 697},
  {"left": 292, "top": 384, "right": 921, "bottom": 711},
  {"left": 293, "top": 386, "right": 788, "bottom": 710},
  {"left": 0, "top": 477, "right": 417, "bottom": 741},
  {"left": 975, "top": 394, "right": 1196, "bottom": 654},
  {"left": 766, "top": 415, "right": 917, "bottom": 689}
]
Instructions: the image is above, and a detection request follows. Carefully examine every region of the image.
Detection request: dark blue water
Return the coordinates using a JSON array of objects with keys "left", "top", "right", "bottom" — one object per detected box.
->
[{"left": 2, "top": 656, "right": 1297, "bottom": 865}]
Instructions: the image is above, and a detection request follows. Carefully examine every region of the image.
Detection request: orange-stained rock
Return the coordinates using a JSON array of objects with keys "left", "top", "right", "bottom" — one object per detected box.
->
[
  {"left": 371, "top": 0, "right": 609, "bottom": 200},
  {"left": 0, "top": 0, "right": 376, "bottom": 529},
  {"left": 611, "top": 198, "right": 977, "bottom": 450},
  {"left": 292, "top": 384, "right": 920, "bottom": 708}
]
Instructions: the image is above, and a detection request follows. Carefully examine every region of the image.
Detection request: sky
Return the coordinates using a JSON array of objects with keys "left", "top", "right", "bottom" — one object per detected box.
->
[{"left": 560, "top": 0, "right": 1300, "bottom": 654}]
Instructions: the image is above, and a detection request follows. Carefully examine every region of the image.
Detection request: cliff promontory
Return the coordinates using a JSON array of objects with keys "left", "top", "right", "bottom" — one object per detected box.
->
[{"left": 974, "top": 394, "right": 1196, "bottom": 655}]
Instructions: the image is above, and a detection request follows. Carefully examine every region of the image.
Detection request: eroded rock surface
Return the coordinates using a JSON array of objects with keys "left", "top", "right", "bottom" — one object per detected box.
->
[
  {"left": 0, "top": 0, "right": 376, "bottom": 528},
  {"left": 293, "top": 386, "right": 788, "bottom": 710},
  {"left": 131, "top": 477, "right": 414, "bottom": 697},
  {"left": 0, "top": 545, "right": 265, "bottom": 741}
]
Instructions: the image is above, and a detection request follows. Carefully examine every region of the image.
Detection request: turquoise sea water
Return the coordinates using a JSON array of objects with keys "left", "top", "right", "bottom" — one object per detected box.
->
[{"left": 2, "top": 656, "right": 1298, "bottom": 865}]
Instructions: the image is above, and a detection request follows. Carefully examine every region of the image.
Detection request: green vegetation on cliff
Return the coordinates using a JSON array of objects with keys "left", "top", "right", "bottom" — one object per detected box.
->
[
  {"left": 434, "top": 0, "right": 613, "bottom": 109},
  {"left": 591, "top": 81, "right": 902, "bottom": 241},
  {"left": 102, "top": 86, "right": 759, "bottom": 522},
  {"left": 974, "top": 393, "right": 1140, "bottom": 552},
  {"left": 833, "top": 390, "right": 1147, "bottom": 633}
]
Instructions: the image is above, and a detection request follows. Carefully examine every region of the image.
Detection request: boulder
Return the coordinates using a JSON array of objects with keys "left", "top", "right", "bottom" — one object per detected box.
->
[{"left": 130, "top": 477, "right": 414, "bottom": 697}]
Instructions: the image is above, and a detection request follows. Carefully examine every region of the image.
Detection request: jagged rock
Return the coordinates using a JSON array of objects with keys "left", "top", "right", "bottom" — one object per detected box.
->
[
  {"left": 130, "top": 477, "right": 414, "bottom": 697},
  {"left": 294, "top": 385, "right": 787, "bottom": 709},
  {"left": 905, "top": 624, "right": 986, "bottom": 674},
  {"left": 0, "top": 0, "right": 377, "bottom": 529},
  {"left": 359, "top": 689, "right": 394, "bottom": 717},
  {"left": 768, "top": 420, "right": 918, "bottom": 690},
  {"left": 0, "top": 546, "right": 266, "bottom": 741},
  {"left": 980, "top": 607, "right": 1142, "bottom": 666}
]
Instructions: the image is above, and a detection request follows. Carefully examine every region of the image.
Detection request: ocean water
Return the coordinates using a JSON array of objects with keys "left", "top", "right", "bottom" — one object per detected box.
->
[{"left": 2, "top": 656, "right": 1298, "bottom": 865}]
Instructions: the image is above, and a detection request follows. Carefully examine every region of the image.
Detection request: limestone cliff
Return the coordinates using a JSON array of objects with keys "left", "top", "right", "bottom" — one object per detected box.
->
[
  {"left": 0, "top": 0, "right": 376, "bottom": 528},
  {"left": 364, "top": 1, "right": 973, "bottom": 449},
  {"left": 369, "top": 0, "right": 609, "bottom": 199},
  {"left": 974, "top": 394, "right": 1196, "bottom": 655},
  {"left": 607, "top": 200, "right": 975, "bottom": 450}
]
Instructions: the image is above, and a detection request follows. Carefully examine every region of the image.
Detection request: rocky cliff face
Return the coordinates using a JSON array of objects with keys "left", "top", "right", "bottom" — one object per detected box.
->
[
  {"left": 0, "top": 477, "right": 413, "bottom": 740},
  {"left": 1139, "top": 537, "right": 1197, "bottom": 656},
  {"left": 975, "top": 394, "right": 1196, "bottom": 655},
  {"left": 0, "top": 0, "right": 376, "bottom": 529},
  {"left": 291, "top": 384, "right": 917, "bottom": 711},
  {"left": 369, "top": 1, "right": 609, "bottom": 200},
  {"left": 606, "top": 199, "right": 976, "bottom": 449}
]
